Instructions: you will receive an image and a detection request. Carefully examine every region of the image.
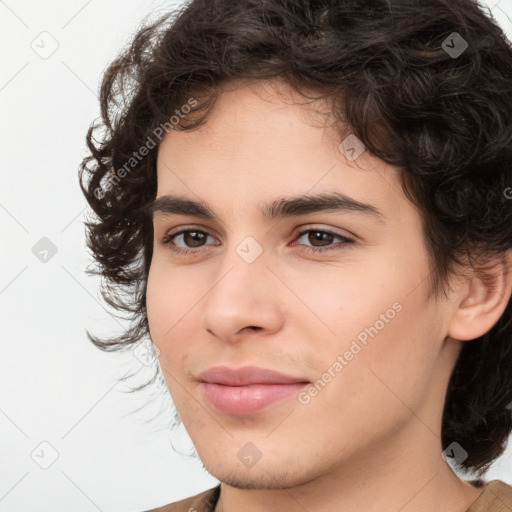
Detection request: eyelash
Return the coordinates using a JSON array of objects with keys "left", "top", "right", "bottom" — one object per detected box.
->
[{"left": 161, "top": 227, "right": 354, "bottom": 255}]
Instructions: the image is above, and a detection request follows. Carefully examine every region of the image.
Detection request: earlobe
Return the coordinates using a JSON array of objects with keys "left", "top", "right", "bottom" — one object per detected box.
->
[{"left": 447, "top": 250, "right": 512, "bottom": 341}]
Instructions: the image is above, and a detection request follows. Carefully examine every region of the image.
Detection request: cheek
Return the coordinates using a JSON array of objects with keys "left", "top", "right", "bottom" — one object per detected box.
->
[
  {"left": 146, "top": 261, "right": 200, "bottom": 381},
  {"left": 294, "top": 255, "right": 407, "bottom": 345},
  {"left": 146, "top": 257, "right": 192, "bottom": 338},
  {"left": 146, "top": 264, "right": 167, "bottom": 340},
  {"left": 307, "top": 246, "right": 438, "bottom": 395},
  {"left": 146, "top": 262, "right": 182, "bottom": 370}
]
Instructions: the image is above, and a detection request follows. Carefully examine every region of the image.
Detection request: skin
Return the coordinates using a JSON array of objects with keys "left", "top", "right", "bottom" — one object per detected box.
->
[{"left": 146, "top": 79, "right": 511, "bottom": 512}]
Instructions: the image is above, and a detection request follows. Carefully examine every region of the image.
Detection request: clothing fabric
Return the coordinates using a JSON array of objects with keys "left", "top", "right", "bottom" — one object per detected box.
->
[{"left": 143, "top": 479, "right": 512, "bottom": 512}]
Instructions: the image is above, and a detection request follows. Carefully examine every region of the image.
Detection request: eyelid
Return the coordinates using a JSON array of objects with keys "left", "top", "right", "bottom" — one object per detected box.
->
[
  {"left": 162, "top": 223, "right": 353, "bottom": 238},
  {"left": 161, "top": 223, "right": 355, "bottom": 251},
  {"left": 291, "top": 225, "right": 354, "bottom": 241},
  {"left": 162, "top": 224, "right": 220, "bottom": 242}
]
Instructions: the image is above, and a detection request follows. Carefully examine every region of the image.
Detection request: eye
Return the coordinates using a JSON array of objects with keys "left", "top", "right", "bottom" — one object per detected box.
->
[
  {"left": 291, "top": 228, "right": 354, "bottom": 254},
  {"left": 161, "top": 227, "right": 354, "bottom": 255},
  {"left": 162, "top": 228, "right": 217, "bottom": 255}
]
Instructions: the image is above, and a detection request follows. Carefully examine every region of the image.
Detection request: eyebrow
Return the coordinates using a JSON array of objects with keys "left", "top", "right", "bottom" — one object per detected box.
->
[{"left": 146, "top": 192, "right": 384, "bottom": 222}]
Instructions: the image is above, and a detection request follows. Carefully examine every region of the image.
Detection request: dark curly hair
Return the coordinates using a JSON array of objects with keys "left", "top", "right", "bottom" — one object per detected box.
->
[{"left": 79, "top": 0, "right": 512, "bottom": 476}]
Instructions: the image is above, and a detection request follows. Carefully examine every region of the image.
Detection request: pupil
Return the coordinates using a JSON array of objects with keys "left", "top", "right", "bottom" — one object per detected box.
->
[
  {"left": 310, "top": 231, "right": 331, "bottom": 246},
  {"left": 181, "top": 231, "right": 333, "bottom": 249},
  {"left": 185, "top": 231, "right": 205, "bottom": 247}
]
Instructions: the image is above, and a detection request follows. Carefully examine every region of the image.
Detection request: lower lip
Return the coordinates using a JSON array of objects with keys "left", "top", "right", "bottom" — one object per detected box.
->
[{"left": 200, "top": 382, "right": 309, "bottom": 415}]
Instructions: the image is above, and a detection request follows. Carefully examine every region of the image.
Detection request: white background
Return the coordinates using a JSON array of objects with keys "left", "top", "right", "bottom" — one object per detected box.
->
[{"left": 1, "top": 1, "right": 511, "bottom": 511}]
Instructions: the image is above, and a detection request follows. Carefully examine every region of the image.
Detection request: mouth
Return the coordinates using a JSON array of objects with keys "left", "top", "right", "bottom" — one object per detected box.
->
[{"left": 197, "top": 365, "right": 310, "bottom": 415}]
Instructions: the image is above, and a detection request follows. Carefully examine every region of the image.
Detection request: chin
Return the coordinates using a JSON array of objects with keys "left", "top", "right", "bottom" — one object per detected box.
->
[{"left": 202, "top": 460, "right": 317, "bottom": 490}]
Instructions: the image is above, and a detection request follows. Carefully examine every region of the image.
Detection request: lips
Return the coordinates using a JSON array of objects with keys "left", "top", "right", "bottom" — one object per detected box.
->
[
  {"left": 197, "top": 365, "right": 310, "bottom": 415},
  {"left": 198, "top": 365, "right": 308, "bottom": 386}
]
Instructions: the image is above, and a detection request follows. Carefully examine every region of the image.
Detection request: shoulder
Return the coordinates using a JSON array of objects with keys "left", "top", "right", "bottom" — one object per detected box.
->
[
  {"left": 467, "top": 480, "right": 512, "bottom": 512},
  {"left": 142, "top": 485, "right": 220, "bottom": 512}
]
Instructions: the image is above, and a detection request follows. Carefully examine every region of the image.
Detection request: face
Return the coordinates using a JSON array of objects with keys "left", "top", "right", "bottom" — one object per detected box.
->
[{"left": 146, "top": 80, "right": 459, "bottom": 489}]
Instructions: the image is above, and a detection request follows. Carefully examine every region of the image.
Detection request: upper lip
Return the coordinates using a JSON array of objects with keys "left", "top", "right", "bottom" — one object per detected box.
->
[{"left": 197, "top": 365, "right": 310, "bottom": 386}]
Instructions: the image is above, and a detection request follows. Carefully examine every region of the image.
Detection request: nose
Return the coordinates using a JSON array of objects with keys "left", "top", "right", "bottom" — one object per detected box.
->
[{"left": 200, "top": 244, "right": 284, "bottom": 344}]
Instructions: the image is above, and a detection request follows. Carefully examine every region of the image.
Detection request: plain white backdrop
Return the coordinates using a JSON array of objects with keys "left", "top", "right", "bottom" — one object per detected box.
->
[{"left": 1, "top": 1, "right": 511, "bottom": 511}]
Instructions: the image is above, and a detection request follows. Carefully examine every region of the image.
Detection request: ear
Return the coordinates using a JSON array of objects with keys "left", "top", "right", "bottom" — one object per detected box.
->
[{"left": 447, "top": 250, "right": 512, "bottom": 341}]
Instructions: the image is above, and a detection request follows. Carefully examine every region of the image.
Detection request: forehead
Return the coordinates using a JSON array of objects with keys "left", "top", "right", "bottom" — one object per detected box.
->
[{"left": 155, "top": 81, "right": 407, "bottom": 224}]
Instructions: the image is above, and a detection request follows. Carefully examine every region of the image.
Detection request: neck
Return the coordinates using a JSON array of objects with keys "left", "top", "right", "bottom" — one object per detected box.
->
[
  {"left": 213, "top": 340, "right": 484, "bottom": 512},
  {"left": 214, "top": 425, "right": 484, "bottom": 512}
]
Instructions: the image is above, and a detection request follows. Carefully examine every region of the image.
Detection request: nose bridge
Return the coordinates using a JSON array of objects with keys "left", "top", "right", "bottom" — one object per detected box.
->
[
  {"left": 200, "top": 234, "right": 282, "bottom": 340},
  {"left": 214, "top": 232, "right": 269, "bottom": 293},
  {"left": 206, "top": 234, "right": 269, "bottom": 312}
]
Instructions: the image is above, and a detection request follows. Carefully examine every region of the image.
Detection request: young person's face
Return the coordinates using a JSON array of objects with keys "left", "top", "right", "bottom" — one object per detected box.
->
[{"left": 146, "top": 80, "right": 462, "bottom": 488}]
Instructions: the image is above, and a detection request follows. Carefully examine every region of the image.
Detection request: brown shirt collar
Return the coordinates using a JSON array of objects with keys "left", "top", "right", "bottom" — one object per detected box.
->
[
  {"left": 466, "top": 480, "right": 512, "bottom": 512},
  {"left": 144, "top": 479, "right": 512, "bottom": 512}
]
